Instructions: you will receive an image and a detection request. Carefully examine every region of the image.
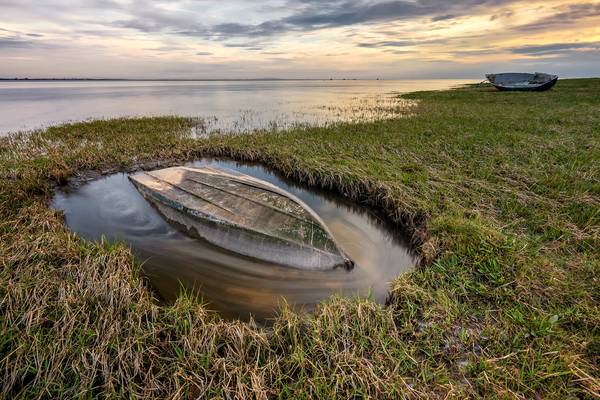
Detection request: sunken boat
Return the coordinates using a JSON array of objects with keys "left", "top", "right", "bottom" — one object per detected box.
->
[
  {"left": 486, "top": 72, "right": 558, "bottom": 92},
  {"left": 129, "top": 166, "right": 354, "bottom": 270}
]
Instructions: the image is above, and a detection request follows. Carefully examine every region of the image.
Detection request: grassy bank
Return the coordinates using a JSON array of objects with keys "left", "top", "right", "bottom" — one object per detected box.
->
[{"left": 1, "top": 79, "right": 598, "bottom": 398}]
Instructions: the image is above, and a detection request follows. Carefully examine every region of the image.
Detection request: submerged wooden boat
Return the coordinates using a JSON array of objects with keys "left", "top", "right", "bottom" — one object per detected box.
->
[
  {"left": 129, "top": 166, "right": 354, "bottom": 270},
  {"left": 486, "top": 72, "right": 558, "bottom": 91}
]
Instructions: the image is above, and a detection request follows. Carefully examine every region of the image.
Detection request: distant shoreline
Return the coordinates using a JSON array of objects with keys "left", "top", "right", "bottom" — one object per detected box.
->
[
  {"left": 1, "top": 76, "right": 595, "bottom": 82},
  {"left": 0, "top": 77, "right": 486, "bottom": 82},
  {"left": 0, "top": 78, "right": 375, "bottom": 82}
]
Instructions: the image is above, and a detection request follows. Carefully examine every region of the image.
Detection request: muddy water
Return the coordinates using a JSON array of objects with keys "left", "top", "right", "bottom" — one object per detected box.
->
[{"left": 52, "top": 159, "right": 415, "bottom": 321}]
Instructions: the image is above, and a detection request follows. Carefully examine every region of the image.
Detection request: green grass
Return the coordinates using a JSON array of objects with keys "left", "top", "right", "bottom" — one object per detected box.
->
[{"left": 1, "top": 79, "right": 599, "bottom": 398}]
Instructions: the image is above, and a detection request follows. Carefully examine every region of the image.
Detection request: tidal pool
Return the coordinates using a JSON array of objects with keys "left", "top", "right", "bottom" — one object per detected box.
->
[{"left": 52, "top": 159, "right": 416, "bottom": 321}]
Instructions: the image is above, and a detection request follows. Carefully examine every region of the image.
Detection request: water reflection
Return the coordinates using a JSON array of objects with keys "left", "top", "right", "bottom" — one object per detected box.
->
[
  {"left": 0, "top": 79, "right": 472, "bottom": 135},
  {"left": 52, "top": 159, "right": 415, "bottom": 321}
]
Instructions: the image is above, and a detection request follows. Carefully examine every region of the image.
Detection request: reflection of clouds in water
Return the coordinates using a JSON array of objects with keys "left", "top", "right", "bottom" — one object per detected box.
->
[
  {"left": 100, "top": 191, "right": 147, "bottom": 224},
  {"left": 52, "top": 159, "right": 415, "bottom": 321},
  {"left": 327, "top": 219, "right": 373, "bottom": 265},
  {"left": 309, "top": 200, "right": 338, "bottom": 215}
]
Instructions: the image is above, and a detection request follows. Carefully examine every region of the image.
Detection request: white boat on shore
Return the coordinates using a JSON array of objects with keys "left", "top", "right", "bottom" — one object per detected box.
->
[{"left": 486, "top": 72, "right": 558, "bottom": 91}]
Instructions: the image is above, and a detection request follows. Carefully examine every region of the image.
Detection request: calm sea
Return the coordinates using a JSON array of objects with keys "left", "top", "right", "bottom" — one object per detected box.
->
[{"left": 0, "top": 79, "right": 472, "bottom": 136}]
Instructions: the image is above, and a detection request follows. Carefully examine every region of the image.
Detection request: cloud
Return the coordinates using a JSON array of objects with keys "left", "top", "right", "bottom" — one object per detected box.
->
[
  {"left": 0, "top": 34, "right": 51, "bottom": 49},
  {"left": 509, "top": 41, "right": 600, "bottom": 56},
  {"left": 357, "top": 37, "right": 450, "bottom": 49},
  {"left": 517, "top": 2, "right": 600, "bottom": 31},
  {"left": 223, "top": 43, "right": 264, "bottom": 50},
  {"left": 210, "top": 21, "right": 289, "bottom": 38},
  {"left": 431, "top": 14, "right": 458, "bottom": 22},
  {"left": 0, "top": 37, "right": 32, "bottom": 48},
  {"left": 279, "top": 0, "right": 511, "bottom": 30},
  {"left": 109, "top": 0, "right": 519, "bottom": 41},
  {"left": 146, "top": 45, "right": 189, "bottom": 52},
  {"left": 283, "top": 1, "right": 406, "bottom": 28},
  {"left": 449, "top": 48, "right": 499, "bottom": 57},
  {"left": 489, "top": 9, "right": 514, "bottom": 21},
  {"left": 357, "top": 40, "right": 414, "bottom": 48}
]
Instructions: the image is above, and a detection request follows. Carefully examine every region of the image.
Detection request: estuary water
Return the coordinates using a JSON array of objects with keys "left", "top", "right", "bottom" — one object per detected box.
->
[
  {"left": 52, "top": 159, "right": 416, "bottom": 321},
  {"left": 0, "top": 79, "right": 472, "bottom": 135}
]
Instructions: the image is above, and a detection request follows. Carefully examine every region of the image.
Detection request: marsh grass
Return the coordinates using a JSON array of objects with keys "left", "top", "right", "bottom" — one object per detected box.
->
[{"left": 1, "top": 79, "right": 599, "bottom": 398}]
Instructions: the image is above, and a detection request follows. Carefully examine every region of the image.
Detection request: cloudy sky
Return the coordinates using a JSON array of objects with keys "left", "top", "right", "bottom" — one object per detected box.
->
[{"left": 1, "top": 0, "right": 599, "bottom": 79}]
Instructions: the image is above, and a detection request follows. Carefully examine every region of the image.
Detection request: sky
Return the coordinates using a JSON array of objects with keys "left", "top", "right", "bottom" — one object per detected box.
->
[{"left": 1, "top": 0, "right": 599, "bottom": 79}]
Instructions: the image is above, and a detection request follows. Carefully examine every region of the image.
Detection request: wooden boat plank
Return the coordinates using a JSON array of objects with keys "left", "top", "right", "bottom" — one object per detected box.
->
[
  {"left": 185, "top": 176, "right": 316, "bottom": 226},
  {"left": 130, "top": 172, "right": 237, "bottom": 221},
  {"left": 187, "top": 167, "right": 342, "bottom": 246},
  {"left": 144, "top": 168, "right": 335, "bottom": 252},
  {"left": 181, "top": 167, "right": 313, "bottom": 219}
]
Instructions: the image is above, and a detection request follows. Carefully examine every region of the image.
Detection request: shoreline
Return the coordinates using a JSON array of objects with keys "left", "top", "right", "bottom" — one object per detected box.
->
[{"left": 0, "top": 78, "right": 472, "bottom": 137}]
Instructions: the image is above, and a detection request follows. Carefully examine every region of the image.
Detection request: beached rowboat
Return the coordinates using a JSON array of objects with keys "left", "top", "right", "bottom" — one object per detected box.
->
[
  {"left": 129, "top": 166, "right": 354, "bottom": 270},
  {"left": 486, "top": 72, "right": 558, "bottom": 92}
]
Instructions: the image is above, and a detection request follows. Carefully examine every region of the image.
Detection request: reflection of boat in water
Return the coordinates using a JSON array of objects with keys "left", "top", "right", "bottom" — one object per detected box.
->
[
  {"left": 129, "top": 166, "right": 354, "bottom": 270},
  {"left": 486, "top": 72, "right": 558, "bottom": 91}
]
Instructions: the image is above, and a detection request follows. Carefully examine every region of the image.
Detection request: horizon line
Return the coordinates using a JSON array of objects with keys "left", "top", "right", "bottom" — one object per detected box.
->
[{"left": 0, "top": 77, "right": 479, "bottom": 82}]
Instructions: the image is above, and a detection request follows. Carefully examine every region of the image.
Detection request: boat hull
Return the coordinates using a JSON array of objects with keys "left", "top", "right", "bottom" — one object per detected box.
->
[
  {"left": 129, "top": 166, "right": 352, "bottom": 270},
  {"left": 491, "top": 78, "right": 558, "bottom": 92},
  {"left": 486, "top": 72, "right": 558, "bottom": 92}
]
